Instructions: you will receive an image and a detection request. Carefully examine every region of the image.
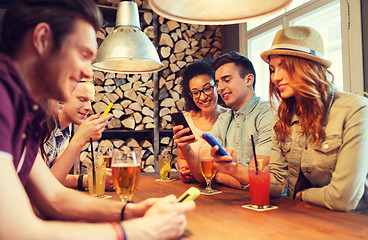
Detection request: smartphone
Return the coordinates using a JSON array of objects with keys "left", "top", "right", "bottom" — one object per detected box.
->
[
  {"left": 202, "top": 133, "right": 232, "bottom": 162},
  {"left": 177, "top": 187, "right": 200, "bottom": 203},
  {"left": 101, "top": 102, "right": 113, "bottom": 118},
  {"left": 171, "top": 112, "right": 194, "bottom": 138}
]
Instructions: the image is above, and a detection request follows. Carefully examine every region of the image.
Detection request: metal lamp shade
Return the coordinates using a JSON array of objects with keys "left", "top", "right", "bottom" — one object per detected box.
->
[
  {"left": 148, "top": 0, "right": 293, "bottom": 25},
  {"left": 92, "top": 1, "right": 164, "bottom": 73}
]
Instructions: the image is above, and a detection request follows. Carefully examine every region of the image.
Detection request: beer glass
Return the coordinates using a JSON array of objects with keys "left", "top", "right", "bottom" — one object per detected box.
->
[
  {"left": 111, "top": 148, "right": 141, "bottom": 202},
  {"left": 97, "top": 145, "right": 113, "bottom": 168},
  {"left": 198, "top": 144, "right": 219, "bottom": 194}
]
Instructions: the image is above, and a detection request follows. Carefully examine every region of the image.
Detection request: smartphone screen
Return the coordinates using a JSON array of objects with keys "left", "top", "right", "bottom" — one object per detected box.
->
[{"left": 172, "top": 112, "right": 194, "bottom": 137}]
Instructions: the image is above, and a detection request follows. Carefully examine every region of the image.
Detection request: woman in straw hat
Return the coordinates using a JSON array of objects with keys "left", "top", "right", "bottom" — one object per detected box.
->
[{"left": 261, "top": 26, "right": 368, "bottom": 213}]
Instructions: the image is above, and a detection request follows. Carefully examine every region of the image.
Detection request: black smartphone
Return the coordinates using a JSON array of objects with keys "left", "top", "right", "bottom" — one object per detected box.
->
[{"left": 171, "top": 112, "right": 194, "bottom": 138}]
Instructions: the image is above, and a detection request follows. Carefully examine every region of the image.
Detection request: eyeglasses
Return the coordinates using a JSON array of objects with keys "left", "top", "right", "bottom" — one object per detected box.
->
[{"left": 189, "top": 85, "right": 215, "bottom": 99}]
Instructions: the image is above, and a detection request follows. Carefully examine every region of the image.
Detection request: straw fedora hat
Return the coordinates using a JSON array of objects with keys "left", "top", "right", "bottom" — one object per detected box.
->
[{"left": 260, "top": 26, "right": 332, "bottom": 68}]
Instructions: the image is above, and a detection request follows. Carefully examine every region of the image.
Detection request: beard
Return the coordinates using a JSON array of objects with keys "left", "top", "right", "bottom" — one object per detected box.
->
[{"left": 34, "top": 56, "right": 72, "bottom": 102}]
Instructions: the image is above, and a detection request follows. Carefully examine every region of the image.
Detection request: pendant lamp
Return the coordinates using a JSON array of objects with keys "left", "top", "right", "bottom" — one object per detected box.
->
[
  {"left": 92, "top": 0, "right": 164, "bottom": 73},
  {"left": 148, "top": 0, "right": 293, "bottom": 25}
]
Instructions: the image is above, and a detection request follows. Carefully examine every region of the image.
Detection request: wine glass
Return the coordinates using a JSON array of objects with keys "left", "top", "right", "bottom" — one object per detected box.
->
[
  {"left": 111, "top": 148, "right": 141, "bottom": 202},
  {"left": 198, "top": 144, "right": 220, "bottom": 194}
]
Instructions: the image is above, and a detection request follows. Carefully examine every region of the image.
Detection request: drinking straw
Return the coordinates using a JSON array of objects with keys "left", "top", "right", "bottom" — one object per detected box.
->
[
  {"left": 169, "top": 137, "right": 175, "bottom": 166},
  {"left": 90, "top": 138, "right": 96, "bottom": 188},
  {"left": 250, "top": 135, "right": 258, "bottom": 172}
]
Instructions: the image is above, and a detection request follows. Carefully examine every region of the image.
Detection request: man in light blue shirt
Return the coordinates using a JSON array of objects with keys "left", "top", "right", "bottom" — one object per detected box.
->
[{"left": 210, "top": 51, "right": 273, "bottom": 189}]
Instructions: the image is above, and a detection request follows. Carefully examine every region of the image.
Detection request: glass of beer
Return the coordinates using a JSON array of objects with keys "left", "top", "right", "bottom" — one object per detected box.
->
[
  {"left": 111, "top": 148, "right": 141, "bottom": 202},
  {"left": 97, "top": 145, "right": 113, "bottom": 168},
  {"left": 198, "top": 144, "right": 220, "bottom": 194}
]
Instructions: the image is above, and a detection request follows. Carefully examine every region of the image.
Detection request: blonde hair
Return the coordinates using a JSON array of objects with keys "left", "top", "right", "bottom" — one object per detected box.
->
[
  {"left": 270, "top": 55, "right": 335, "bottom": 144},
  {"left": 80, "top": 78, "right": 95, "bottom": 85}
]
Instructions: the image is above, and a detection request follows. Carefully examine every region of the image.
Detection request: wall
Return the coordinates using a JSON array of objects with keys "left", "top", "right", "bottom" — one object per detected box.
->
[
  {"left": 84, "top": 1, "right": 224, "bottom": 171},
  {"left": 224, "top": 24, "right": 240, "bottom": 53},
  {"left": 361, "top": 0, "right": 368, "bottom": 91}
]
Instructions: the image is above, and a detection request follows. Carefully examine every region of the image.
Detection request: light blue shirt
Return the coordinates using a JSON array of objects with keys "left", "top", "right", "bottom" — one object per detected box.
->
[{"left": 211, "top": 94, "right": 273, "bottom": 166}]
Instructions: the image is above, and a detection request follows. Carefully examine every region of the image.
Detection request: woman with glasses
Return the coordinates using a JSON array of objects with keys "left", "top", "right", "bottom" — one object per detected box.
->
[{"left": 173, "top": 60, "right": 228, "bottom": 183}]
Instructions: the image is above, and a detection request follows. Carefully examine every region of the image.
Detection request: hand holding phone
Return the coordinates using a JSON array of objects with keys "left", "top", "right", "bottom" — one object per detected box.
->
[
  {"left": 172, "top": 112, "right": 194, "bottom": 138},
  {"left": 177, "top": 187, "right": 200, "bottom": 202},
  {"left": 202, "top": 133, "right": 232, "bottom": 162}
]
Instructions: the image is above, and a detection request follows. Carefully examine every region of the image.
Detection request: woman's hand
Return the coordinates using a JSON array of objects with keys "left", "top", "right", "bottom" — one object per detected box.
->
[
  {"left": 173, "top": 125, "right": 197, "bottom": 150},
  {"left": 179, "top": 166, "right": 197, "bottom": 183}
]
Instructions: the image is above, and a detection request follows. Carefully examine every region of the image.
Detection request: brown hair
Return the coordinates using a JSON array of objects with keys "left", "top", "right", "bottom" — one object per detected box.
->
[
  {"left": 39, "top": 99, "right": 57, "bottom": 161},
  {"left": 270, "top": 55, "right": 334, "bottom": 144},
  {"left": 212, "top": 51, "right": 256, "bottom": 89},
  {"left": 1, "top": 0, "right": 102, "bottom": 57}
]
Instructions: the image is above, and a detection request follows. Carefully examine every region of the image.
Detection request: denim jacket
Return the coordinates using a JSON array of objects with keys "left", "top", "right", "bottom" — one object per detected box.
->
[{"left": 269, "top": 91, "right": 368, "bottom": 212}]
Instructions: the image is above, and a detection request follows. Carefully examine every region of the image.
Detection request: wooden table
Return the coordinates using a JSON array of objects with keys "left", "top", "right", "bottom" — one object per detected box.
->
[{"left": 111, "top": 172, "right": 368, "bottom": 240}]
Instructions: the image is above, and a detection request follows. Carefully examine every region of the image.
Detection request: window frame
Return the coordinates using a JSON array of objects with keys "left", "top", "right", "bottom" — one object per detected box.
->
[{"left": 239, "top": 0, "right": 363, "bottom": 93}]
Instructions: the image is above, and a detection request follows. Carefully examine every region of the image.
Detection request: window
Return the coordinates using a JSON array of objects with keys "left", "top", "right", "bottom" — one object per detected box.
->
[
  {"left": 240, "top": 0, "right": 363, "bottom": 101},
  {"left": 290, "top": 1, "right": 342, "bottom": 90},
  {"left": 248, "top": 27, "right": 281, "bottom": 98},
  {"left": 247, "top": 0, "right": 307, "bottom": 31}
]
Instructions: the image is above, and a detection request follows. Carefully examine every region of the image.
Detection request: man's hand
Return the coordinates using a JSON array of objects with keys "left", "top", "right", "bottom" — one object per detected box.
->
[
  {"left": 74, "top": 114, "right": 113, "bottom": 143},
  {"left": 122, "top": 195, "right": 195, "bottom": 240},
  {"left": 212, "top": 146, "right": 238, "bottom": 175},
  {"left": 105, "top": 168, "right": 114, "bottom": 191}
]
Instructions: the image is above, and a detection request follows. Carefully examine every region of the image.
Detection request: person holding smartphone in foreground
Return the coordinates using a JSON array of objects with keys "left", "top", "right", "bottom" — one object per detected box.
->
[
  {"left": 173, "top": 61, "right": 228, "bottom": 183},
  {"left": 0, "top": 0, "right": 194, "bottom": 239},
  {"left": 213, "top": 26, "right": 368, "bottom": 213}
]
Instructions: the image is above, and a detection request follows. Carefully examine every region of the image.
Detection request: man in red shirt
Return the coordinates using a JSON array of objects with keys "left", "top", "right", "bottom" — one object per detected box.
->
[{"left": 0, "top": 0, "right": 194, "bottom": 239}]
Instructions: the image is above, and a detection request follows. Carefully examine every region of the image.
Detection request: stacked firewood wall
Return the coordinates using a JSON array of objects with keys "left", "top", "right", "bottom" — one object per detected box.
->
[{"left": 79, "top": 0, "right": 223, "bottom": 172}]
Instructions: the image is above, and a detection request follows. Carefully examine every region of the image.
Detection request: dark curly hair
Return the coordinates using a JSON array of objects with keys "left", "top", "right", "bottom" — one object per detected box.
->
[
  {"left": 212, "top": 51, "right": 256, "bottom": 89},
  {"left": 181, "top": 60, "right": 215, "bottom": 112}
]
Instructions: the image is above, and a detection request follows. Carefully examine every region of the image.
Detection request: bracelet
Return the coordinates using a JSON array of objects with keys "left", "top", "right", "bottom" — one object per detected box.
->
[
  {"left": 109, "top": 222, "right": 125, "bottom": 240},
  {"left": 120, "top": 203, "right": 127, "bottom": 221},
  {"left": 77, "top": 175, "right": 84, "bottom": 191},
  {"left": 118, "top": 222, "right": 127, "bottom": 240},
  {"left": 120, "top": 201, "right": 134, "bottom": 221}
]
